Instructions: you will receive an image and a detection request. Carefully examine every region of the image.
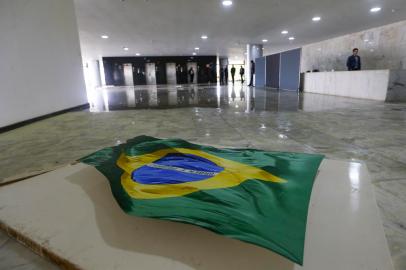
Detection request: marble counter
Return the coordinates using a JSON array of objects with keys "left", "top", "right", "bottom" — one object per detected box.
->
[{"left": 304, "top": 70, "right": 406, "bottom": 102}]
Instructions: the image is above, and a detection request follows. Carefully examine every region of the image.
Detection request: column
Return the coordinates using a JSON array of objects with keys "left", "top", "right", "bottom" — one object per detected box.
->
[{"left": 246, "top": 44, "right": 263, "bottom": 86}]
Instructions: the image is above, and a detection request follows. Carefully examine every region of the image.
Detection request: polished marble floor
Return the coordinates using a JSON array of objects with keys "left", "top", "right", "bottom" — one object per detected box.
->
[{"left": 0, "top": 84, "right": 406, "bottom": 269}]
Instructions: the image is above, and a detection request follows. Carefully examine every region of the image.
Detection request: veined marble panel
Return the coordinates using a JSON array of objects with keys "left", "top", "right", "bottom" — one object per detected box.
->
[
  {"left": 301, "top": 20, "right": 406, "bottom": 72},
  {"left": 387, "top": 70, "right": 406, "bottom": 102}
]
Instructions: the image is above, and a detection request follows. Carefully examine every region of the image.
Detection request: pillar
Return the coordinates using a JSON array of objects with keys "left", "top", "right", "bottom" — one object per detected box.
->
[{"left": 246, "top": 44, "right": 263, "bottom": 85}]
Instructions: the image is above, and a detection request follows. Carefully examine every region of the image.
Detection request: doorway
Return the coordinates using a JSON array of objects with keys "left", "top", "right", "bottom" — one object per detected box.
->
[
  {"left": 166, "top": 63, "right": 176, "bottom": 85},
  {"left": 123, "top": 64, "right": 134, "bottom": 86},
  {"left": 145, "top": 63, "right": 157, "bottom": 85}
]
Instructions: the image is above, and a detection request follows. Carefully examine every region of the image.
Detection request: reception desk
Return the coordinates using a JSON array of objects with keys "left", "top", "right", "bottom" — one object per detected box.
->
[{"left": 304, "top": 70, "right": 406, "bottom": 102}]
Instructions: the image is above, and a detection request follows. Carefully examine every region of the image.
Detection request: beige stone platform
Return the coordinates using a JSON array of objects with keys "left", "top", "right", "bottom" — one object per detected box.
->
[{"left": 0, "top": 160, "right": 394, "bottom": 270}]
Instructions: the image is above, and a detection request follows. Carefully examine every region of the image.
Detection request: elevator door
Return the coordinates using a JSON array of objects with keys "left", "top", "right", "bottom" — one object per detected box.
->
[
  {"left": 187, "top": 62, "right": 198, "bottom": 84},
  {"left": 145, "top": 63, "right": 157, "bottom": 85},
  {"left": 123, "top": 64, "right": 134, "bottom": 86},
  {"left": 166, "top": 63, "right": 176, "bottom": 85}
]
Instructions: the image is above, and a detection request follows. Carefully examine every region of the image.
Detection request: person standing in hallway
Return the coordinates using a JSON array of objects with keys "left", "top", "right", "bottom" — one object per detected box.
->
[
  {"left": 188, "top": 67, "right": 195, "bottom": 84},
  {"left": 240, "top": 66, "right": 245, "bottom": 84},
  {"left": 206, "top": 64, "right": 211, "bottom": 83},
  {"left": 220, "top": 67, "right": 225, "bottom": 85},
  {"left": 248, "top": 60, "right": 255, "bottom": 86},
  {"left": 347, "top": 48, "right": 362, "bottom": 71},
  {"left": 224, "top": 66, "right": 229, "bottom": 85},
  {"left": 231, "top": 65, "right": 236, "bottom": 84}
]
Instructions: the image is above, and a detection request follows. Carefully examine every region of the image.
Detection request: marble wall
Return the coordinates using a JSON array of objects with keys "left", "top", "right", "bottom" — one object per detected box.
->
[
  {"left": 0, "top": 0, "right": 87, "bottom": 128},
  {"left": 301, "top": 20, "right": 406, "bottom": 72}
]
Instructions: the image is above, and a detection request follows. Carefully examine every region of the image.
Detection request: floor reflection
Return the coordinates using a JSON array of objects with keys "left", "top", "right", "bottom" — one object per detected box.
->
[{"left": 87, "top": 84, "right": 381, "bottom": 113}]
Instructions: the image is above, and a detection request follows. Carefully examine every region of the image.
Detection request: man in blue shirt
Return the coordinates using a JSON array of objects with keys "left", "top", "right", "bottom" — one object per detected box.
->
[{"left": 347, "top": 48, "right": 361, "bottom": 71}]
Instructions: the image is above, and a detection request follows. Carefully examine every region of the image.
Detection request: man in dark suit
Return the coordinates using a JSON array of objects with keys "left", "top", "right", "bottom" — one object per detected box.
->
[
  {"left": 248, "top": 60, "right": 255, "bottom": 86},
  {"left": 240, "top": 66, "right": 245, "bottom": 84},
  {"left": 230, "top": 65, "right": 236, "bottom": 84},
  {"left": 347, "top": 48, "right": 361, "bottom": 71}
]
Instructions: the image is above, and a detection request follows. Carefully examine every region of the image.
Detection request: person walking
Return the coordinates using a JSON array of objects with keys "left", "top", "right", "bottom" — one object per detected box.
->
[
  {"left": 231, "top": 65, "right": 236, "bottom": 84},
  {"left": 248, "top": 60, "right": 255, "bottom": 86},
  {"left": 188, "top": 67, "right": 195, "bottom": 83},
  {"left": 240, "top": 66, "right": 245, "bottom": 84}
]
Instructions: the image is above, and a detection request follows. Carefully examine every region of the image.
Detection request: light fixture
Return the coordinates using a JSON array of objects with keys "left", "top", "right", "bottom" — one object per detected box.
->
[
  {"left": 123, "top": 47, "right": 129, "bottom": 51},
  {"left": 370, "top": 7, "right": 381, "bottom": 13},
  {"left": 201, "top": 35, "right": 208, "bottom": 39},
  {"left": 192, "top": 52, "right": 197, "bottom": 56},
  {"left": 262, "top": 39, "right": 268, "bottom": 43},
  {"left": 281, "top": 30, "right": 288, "bottom": 34},
  {"left": 312, "top": 16, "right": 321, "bottom": 22},
  {"left": 364, "top": 39, "right": 369, "bottom": 42},
  {"left": 101, "top": 35, "right": 109, "bottom": 39},
  {"left": 136, "top": 53, "right": 141, "bottom": 56},
  {"left": 195, "top": 47, "right": 200, "bottom": 50},
  {"left": 288, "top": 37, "right": 295, "bottom": 40},
  {"left": 222, "top": 0, "right": 233, "bottom": 7}
]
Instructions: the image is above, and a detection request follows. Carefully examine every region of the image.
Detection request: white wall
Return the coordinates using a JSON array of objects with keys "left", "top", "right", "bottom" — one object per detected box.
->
[
  {"left": 0, "top": 0, "right": 87, "bottom": 128},
  {"left": 301, "top": 20, "right": 406, "bottom": 72}
]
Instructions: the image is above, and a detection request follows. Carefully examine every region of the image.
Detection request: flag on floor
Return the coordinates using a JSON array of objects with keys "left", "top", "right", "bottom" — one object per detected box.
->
[{"left": 80, "top": 136, "right": 324, "bottom": 265}]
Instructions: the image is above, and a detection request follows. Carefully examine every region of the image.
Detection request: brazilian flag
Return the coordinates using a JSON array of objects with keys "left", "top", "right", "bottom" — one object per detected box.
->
[{"left": 80, "top": 136, "right": 324, "bottom": 265}]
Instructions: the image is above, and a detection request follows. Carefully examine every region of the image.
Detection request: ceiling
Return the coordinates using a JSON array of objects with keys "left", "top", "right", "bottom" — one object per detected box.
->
[{"left": 74, "top": 0, "right": 406, "bottom": 61}]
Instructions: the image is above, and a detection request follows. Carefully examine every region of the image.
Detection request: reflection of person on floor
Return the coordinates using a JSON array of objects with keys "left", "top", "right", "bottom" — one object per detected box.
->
[
  {"left": 248, "top": 60, "right": 255, "bottom": 86},
  {"left": 224, "top": 66, "right": 229, "bottom": 85},
  {"left": 240, "top": 66, "right": 245, "bottom": 84},
  {"left": 231, "top": 87, "right": 236, "bottom": 101},
  {"left": 189, "top": 67, "right": 195, "bottom": 83},
  {"left": 190, "top": 87, "right": 196, "bottom": 99},
  {"left": 240, "top": 88, "right": 245, "bottom": 101},
  {"left": 231, "top": 65, "right": 236, "bottom": 84}
]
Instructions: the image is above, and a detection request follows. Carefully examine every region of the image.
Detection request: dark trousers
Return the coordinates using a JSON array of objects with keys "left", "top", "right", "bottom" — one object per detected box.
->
[
  {"left": 231, "top": 75, "right": 235, "bottom": 84},
  {"left": 240, "top": 74, "right": 244, "bottom": 83},
  {"left": 190, "top": 74, "right": 194, "bottom": 83},
  {"left": 249, "top": 74, "right": 254, "bottom": 86}
]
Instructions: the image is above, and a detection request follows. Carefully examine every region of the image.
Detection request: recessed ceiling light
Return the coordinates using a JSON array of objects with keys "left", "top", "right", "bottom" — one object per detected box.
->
[
  {"left": 281, "top": 30, "right": 288, "bottom": 34},
  {"left": 201, "top": 35, "right": 208, "bottom": 39},
  {"left": 135, "top": 53, "right": 141, "bottom": 56},
  {"left": 262, "top": 39, "right": 268, "bottom": 43},
  {"left": 195, "top": 47, "right": 200, "bottom": 50},
  {"left": 288, "top": 37, "right": 295, "bottom": 40},
  {"left": 370, "top": 7, "right": 381, "bottom": 13},
  {"left": 364, "top": 39, "right": 369, "bottom": 42},
  {"left": 193, "top": 52, "right": 197, "bottom": 56},
  {"left": 101, "top": 35, "right": 109, "bottom": 39},
  {"left": 312, "top": 16, "right": 321, "bottom": 22},
  {"left": 123, "top": 47, "right": 129, "bottom": 51},
  {"left": 222, "top": 0, "right": 233, "bottom": 7}
]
